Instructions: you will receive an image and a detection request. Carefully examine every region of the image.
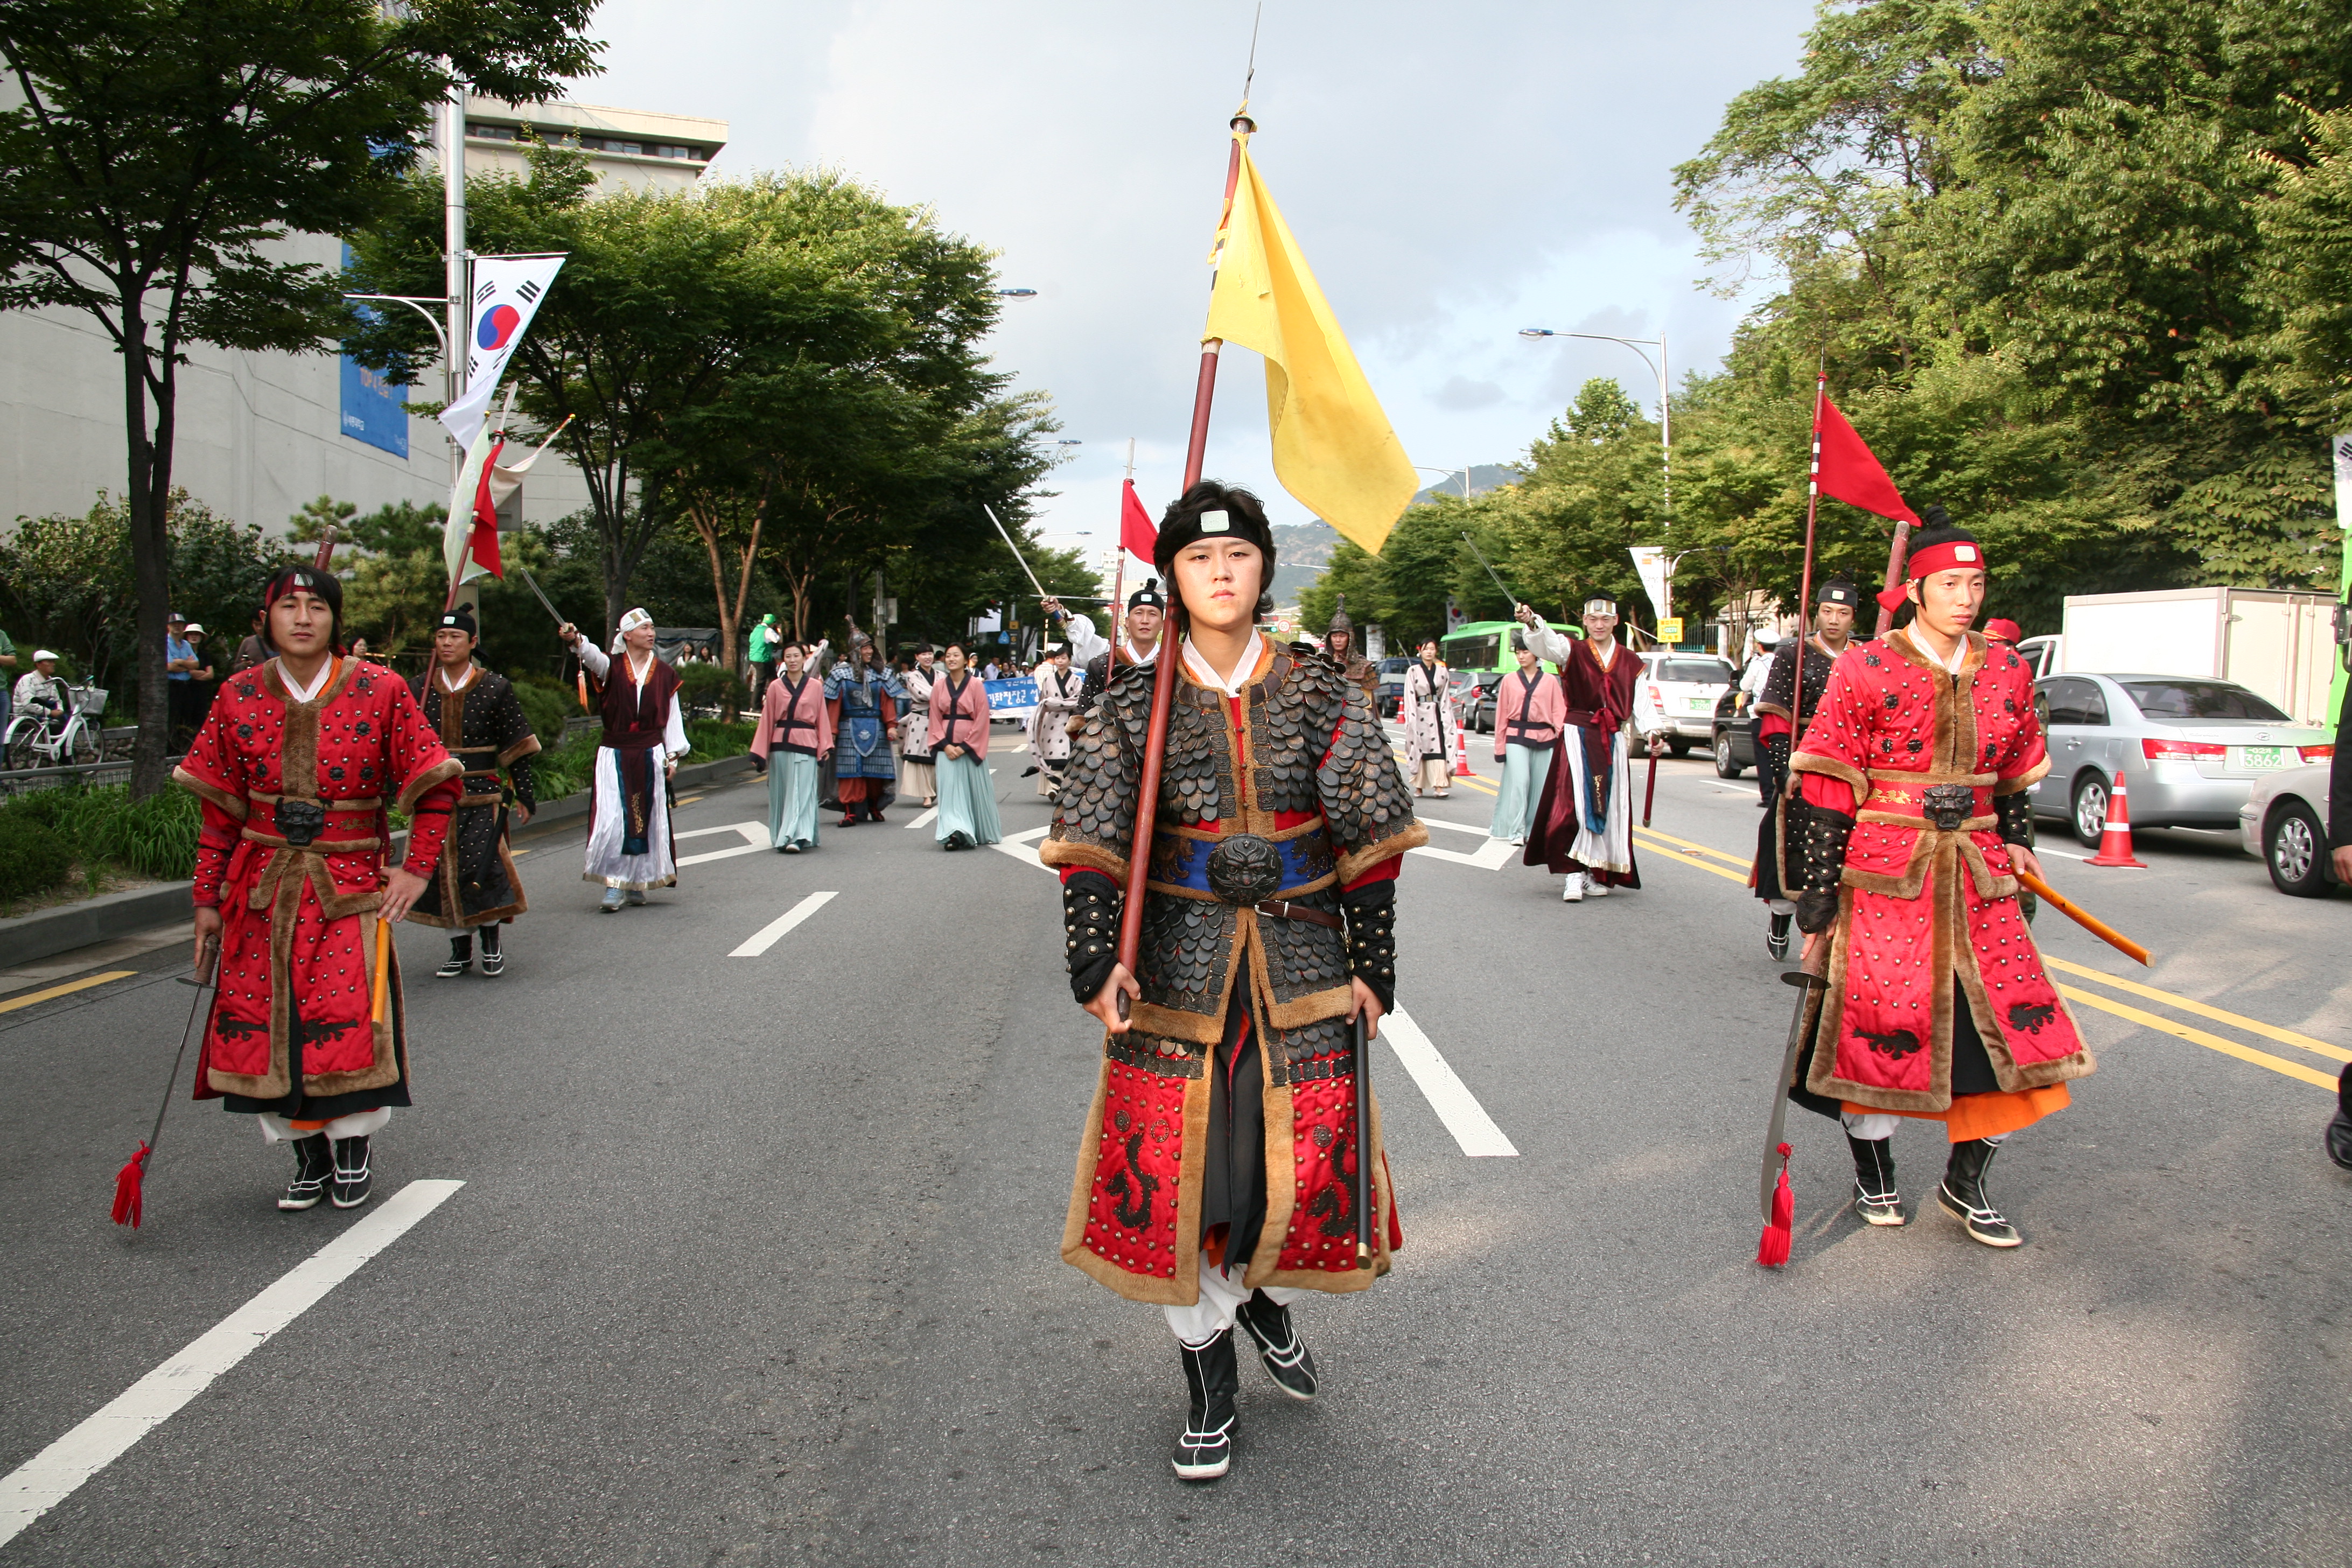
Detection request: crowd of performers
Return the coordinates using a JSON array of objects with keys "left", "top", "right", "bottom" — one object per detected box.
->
[{"left": 164, "top": 486, "right": 2352, "bottom": 1492}]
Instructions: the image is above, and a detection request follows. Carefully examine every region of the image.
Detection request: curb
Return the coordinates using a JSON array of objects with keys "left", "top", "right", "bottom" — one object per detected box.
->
[
  {"left": 5, "top": 754, "right": 759, "bottom": 967},
  {"left": 0, "top": 881, "right": 193, "bottom": 968}
]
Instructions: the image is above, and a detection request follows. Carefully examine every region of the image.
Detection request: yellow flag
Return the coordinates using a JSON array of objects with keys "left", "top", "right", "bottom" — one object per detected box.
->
[{"left": 1202, "top": 132, "right": 1418, "bottom": 556}]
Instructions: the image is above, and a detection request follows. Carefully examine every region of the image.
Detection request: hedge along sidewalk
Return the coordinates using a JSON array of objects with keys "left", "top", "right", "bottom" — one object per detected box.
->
[{"left": 0, "top": 752, "right": 761, "bottom": 971}]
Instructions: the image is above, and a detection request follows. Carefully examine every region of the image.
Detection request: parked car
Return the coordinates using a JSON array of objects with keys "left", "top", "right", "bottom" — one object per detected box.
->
[
  {"left": 1375, "top": 655, "right": 1410, "bottom": 717},
  {"left": 1711, "top": 689, "right": 1758, "bottom": 778},
  {"left": 1636, "top": 653, "right": 1737, "bottom": 756},
  {"left": 2030, "top": 673, "right": 2334, "bottom": 848},
  {"left": 2240, "top": 762, "right": 2339, "bottom": 897},
  {"left": 1450, "top": 668, "right": 1502, "bottom": 732}
]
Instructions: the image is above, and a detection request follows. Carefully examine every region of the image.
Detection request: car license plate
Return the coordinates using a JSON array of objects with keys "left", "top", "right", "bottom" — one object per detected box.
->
[
  {"left": 2234, "top": 745, "right": 2286, "bottom": 772},
  {"left": 1688, "top": 697, "right": 1713, "bottom": 713}
]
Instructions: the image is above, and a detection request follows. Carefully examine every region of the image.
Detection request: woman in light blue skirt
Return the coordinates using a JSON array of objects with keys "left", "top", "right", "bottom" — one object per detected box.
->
[
  {"left": 1488, "top": 641, "right": 1564, "bottom": 844},
  {"left": 751, "top": 642, "right": 830, "bottom": 853},
  {"left": 928, "top": 642, "right": 1002, "bottom": 851}
]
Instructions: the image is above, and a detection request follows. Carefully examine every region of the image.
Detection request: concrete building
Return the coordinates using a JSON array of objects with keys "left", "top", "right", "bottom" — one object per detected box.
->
[{"left": 0, "top": 99, "right": 726, "bottom": 538}]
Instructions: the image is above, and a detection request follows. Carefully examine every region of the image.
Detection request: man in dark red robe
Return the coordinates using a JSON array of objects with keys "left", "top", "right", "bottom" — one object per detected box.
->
[
  {"left": 1514, "top": 598, "right": 1643, "bottom": 900},
  {"left": 559, "top": 608, "right": 689, "bottom": 912}
]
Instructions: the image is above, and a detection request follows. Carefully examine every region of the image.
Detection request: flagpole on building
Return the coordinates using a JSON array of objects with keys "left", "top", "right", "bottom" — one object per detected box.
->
[
  {"left": 1111, "top": 437, "right": 1134, "bottom": 652},
  {"left": 1114, "top": 106, "right": 1255, "bottom": 1012},
  {"left": 443, "top": 81, "right": 471, "bottom": 618}
]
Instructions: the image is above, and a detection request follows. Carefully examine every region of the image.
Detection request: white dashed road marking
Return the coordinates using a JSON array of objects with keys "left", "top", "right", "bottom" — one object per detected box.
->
[
  {"left": 729, "top": 891, "right": 838, "bottom": 957},
  {"left": 0, "top": 1180, "right": 465, "bottom": 1548}
]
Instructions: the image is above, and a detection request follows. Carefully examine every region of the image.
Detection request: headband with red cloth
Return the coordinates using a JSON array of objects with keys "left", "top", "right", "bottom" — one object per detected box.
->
[{"left": 1874, "top": 536, "right": 1987, "bottom": 612}]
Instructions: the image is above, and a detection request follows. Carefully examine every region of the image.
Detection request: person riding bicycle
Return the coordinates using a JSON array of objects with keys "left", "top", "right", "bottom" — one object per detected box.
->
[{"left": 10, "top": 650, "right": 67, "bottom": 738}]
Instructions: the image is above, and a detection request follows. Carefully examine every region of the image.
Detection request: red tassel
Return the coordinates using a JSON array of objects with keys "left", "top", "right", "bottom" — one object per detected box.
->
[
  {"left": 111, "top": 1143, "right": 149, "bottom": 1229},
  {"left": 1755, "top": 1142, "right": 1794, "bottom": 1268}
]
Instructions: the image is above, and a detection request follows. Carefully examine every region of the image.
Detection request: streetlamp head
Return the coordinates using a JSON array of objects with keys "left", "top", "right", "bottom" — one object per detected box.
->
[
  {"left": 995, "top": 288, "right": 1039, "bottom": 298},
  {"left": 1518, "top": 328, "right": 1555, "bottom": 339}
]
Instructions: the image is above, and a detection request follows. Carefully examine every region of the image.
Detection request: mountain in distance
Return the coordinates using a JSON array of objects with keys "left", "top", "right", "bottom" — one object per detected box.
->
[{"left": 1267, "top": 465, "right": 1524, "bottom": 607}]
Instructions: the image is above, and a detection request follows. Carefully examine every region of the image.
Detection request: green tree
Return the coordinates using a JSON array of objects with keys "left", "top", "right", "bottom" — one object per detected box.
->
[{"left": 0, "top": 0, "right": 599, "bottom": 794}]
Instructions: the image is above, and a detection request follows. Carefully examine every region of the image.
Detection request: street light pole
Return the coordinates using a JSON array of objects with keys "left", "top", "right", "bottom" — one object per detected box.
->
[{"left": 1520, "top": 326, "right": 1673, "bottom": 614}]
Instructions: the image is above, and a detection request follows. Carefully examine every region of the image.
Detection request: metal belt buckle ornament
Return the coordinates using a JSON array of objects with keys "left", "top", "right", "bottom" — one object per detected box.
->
[
  {"left": 274, "top": 797, "right": 326, "bottom": 847},
  {"left": 1923, "top": 783, "right": 1972, "bottom": 832},
  {"left": 1205, "top": 833, "right": 1284, "bottom": 906}
]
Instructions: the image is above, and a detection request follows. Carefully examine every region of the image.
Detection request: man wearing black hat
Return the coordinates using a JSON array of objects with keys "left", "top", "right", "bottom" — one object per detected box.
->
[
  {"left": 405, "top": 610, "right": 540, "bottom": 977},
  {"left": 1751, "top": 574, "right": 1861, "bottom": 960},
  {"left": 1056, "top": 580, "right": 1166, "bottom": 711}
]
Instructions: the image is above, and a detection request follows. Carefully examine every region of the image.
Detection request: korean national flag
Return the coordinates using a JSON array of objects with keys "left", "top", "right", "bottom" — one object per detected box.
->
[{"left": 437, "top": 254, "right": 565, "bottom": 449}]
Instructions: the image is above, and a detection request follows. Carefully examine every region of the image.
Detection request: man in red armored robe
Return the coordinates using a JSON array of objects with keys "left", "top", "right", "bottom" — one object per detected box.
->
[
  {"left": 178, "top": 566, "right": 461, "bottom": 1212},
  {"left": 1783, "top": 524, "right": 2095, "bottom": 1247},
  {"left": 1514, "top": 598, "right": 1644, "bottom": 900},
  {"left": 1044, "top": 482, "right": 1425, "bottom": 1483}
]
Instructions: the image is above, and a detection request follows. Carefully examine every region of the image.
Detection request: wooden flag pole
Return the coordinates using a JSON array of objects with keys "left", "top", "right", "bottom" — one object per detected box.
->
[{"left": 1114, "top": 111, "right": 1253, "bottom": 1013}]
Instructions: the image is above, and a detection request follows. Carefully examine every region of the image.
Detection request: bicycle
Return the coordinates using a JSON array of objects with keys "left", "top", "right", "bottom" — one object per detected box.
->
[{"left": 4, "top": 682, "right": 104, "bottom": 769}]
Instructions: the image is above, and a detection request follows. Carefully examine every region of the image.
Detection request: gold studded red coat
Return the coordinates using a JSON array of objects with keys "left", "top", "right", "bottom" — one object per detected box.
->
[
  {"left": 176, "top": 658, "right": 461, "bottom": 1110},
  {"left": 1788, "top": 629, "right": 2094, "bottom": 1115}
]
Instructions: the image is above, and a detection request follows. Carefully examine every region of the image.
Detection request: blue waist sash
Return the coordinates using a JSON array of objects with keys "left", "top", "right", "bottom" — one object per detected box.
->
[{"left": 1147, "top": 823, "right": 1336, "bottom": 900}]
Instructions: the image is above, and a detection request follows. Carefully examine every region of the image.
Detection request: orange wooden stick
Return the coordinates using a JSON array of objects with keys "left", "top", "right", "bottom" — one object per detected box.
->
[
  {"left": 2017, "top": 868, "right": 2149, "bottom": 966},
  {"left": 370, "top": 916, "right": 393, "bottom": 1023}
]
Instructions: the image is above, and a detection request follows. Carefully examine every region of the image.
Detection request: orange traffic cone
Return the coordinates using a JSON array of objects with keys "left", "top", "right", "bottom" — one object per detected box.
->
[
  {"left": 2084, "top": 769, "right": 2146, "bottom": 867},
  {"left": 1453, "top": 708, "right": 1474, "bottom": 778}
]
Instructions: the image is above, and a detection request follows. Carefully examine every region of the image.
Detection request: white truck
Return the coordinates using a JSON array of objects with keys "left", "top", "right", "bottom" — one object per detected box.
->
[{"left": 2014, "top": 586, "right": 2341, "bottom": 726}]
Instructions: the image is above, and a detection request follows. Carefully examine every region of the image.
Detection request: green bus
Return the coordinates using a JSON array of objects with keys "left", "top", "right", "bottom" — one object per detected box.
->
[{"left": 1440, "top": 619, "right": 1576, "bottom": 674}]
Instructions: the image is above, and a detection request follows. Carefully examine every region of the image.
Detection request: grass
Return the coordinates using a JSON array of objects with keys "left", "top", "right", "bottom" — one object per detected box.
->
[{"left": 0, "top": 782, "right": 199, "bottom": 911}]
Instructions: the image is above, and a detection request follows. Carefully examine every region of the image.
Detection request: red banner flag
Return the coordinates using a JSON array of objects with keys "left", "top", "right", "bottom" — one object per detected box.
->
[
  {"left": 1119, "top": 478, "right": 1158, "bottom": 561},
  {"left": 1814, "top": 394, "right": 1917, "bottom": 524},
  {"left": 467, "top": 439, "right": 506, "bottom": 579}
]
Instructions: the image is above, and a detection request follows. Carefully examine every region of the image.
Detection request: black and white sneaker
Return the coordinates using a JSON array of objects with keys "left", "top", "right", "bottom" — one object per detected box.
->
[
  {"left": 1937, "top": 1138, "right": 2020, "bottom": 1247},
  {"left": 1235, "top": 1289, "right": 1318, "bottom": 1400},
  {"left": 1766, "top": 912, "right": 1793, "bottom": 961},
  {"left": 479, "top": 948, "right": 505, "bottom": 977},
  {"left": 1172, "top": 1331, "right": 1238, "bottom": 1481},
  {"left": 277, "top": 1134, "right": 332, "bottom": 1211},
  {"left": 436, "top": 953, "right": 470, "bottom": 978},
  {"left": 2326, "top": 1108, "right": 2352, "bottom": 1172},
  {"left": 329, "top": 1135, "right": 373, "bottom": 1210}
]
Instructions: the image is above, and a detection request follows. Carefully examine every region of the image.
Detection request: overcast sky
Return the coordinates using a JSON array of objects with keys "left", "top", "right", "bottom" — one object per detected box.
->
[{"left": 580, "top": 0, "right": 1815, "bottom": 566}]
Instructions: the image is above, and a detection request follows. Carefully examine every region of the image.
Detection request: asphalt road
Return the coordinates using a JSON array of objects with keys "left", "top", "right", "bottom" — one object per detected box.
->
[{"left": 2, "top": 724, "right": 2346, "bottom": 1566}]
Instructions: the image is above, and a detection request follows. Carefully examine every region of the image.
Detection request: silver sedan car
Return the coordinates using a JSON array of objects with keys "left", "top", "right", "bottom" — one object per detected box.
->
[
  {"left": 2239, "top": 762, "right": 2339, "bottom": 896},
  {"left": 2030, "top": 673, "right": 2334, "bottom": 848}
]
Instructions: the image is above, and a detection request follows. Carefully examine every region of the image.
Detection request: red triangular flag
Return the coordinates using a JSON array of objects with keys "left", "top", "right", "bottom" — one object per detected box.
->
[
  {"left": 1815, "top": 395, "right": 1917, "bottom": 524},
  {"left": 467, "top": 439, "right": 506, "bottom": 579},
  {"left": 1119, "top": 479, "right": 1158, "bottom": 562}
]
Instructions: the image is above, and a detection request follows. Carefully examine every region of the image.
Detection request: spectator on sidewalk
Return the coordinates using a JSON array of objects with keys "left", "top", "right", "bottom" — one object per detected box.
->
[
  {"left": 165, "top": 611, "right": 202, "bottom": 752},
  {"left": 746, "top": 614, "right": 778, "bottom": 702},
  {"left": 12, "top": 650, "right": 68, "bottom": 750},
  {"left": 0, "top": 624, "right": 16, "bottom": 745},
  {"left": 181, "top": 622, "right": 216, "bottom": 731},
  {"left": 232, "top": 606, "right": 274, "bottom": 673}
]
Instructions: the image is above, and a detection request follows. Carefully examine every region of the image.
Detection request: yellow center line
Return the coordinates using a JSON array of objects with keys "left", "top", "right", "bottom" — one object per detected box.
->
[
  {"left": 1636, "top": 824, "right": 1752, "bottom": 868},
  {"left": 2045, "top": 956, "right": 2348, "bottom": 1066},
  {"left": 1632, "top": 835, "right": 1750, "bottom": 885},
  {"left": 2059, "top": 986, "right": 2339, "bottom": 1090},
  {"left": 1622, "top": 824, "right": 2336, "bottom": 1095},
  {"left": 0, "top": 970, "right": 138, "bottom": 1015}
]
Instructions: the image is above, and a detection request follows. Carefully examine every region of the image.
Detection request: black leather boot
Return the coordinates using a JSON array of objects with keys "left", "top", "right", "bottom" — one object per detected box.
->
[
  {"left": 2329, "top": 1065, "right": 2352, "bottom": 1172},
  {"left": 1937, "top": 1137, "right": 2021, "bottom": 1247},
  {"left": 1172, "top": 1331, "right": 1239, "bottom": 1481},
  {"left": 1235, "top": 1289, "right": 1318, "bottom": 1401},
  {"left": 1846, "top": 1133, "right": 1903, "bottom": 1226},
  {"left": 436, "top": 936, "right": 471, "bottom": 978},
  {"left": 330, "top": 1135, "right": 373, "bottom": 1210},
  {"left": 277, "top": 1133, "right": 332, "bottom": 1211},
  {"left": 479, "top": 925, "right": 504, "bottom": 977},
  {"left": 1766, "top": 911, "right": 1793, "bottom": 961}
]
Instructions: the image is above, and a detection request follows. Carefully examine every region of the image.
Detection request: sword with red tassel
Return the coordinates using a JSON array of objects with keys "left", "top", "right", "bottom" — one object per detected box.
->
[{"left": 112, "top": 933, "right": 218, "bottom": 1229}]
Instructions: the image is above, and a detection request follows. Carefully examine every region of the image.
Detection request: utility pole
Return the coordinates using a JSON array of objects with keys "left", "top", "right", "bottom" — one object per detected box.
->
[{"left": 443, "top": 85, "right": 477, "bottom": 627}]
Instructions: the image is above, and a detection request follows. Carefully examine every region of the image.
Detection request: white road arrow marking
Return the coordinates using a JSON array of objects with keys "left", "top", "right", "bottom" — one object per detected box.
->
[
  {"left": 1381, "top": 1009, "right": 1518, "bottom": 1156},
  {"left": 0, "top": 1180, "right": 465, "bottom": 1548},
  {"left": 674, "top": 821, "right": 771, "bottom": 866},
  {"left": 1409, "top": 815, "right": 1518, "bottom": 870}
]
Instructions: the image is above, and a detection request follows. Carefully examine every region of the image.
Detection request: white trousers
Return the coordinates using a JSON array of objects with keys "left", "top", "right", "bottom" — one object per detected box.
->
[
  {"left": 1842, "top": 1110, "right": 2008, "bottom": 1146},
  {"left": 1558, "top": 729, "right": 1634, "bottom": 874},
  {"left": 257, "top": 1106, "right": 390, "bottom": 1143},
  {"left": 1165, "top": 1251, "right": 1310, "bottom": 1347}
]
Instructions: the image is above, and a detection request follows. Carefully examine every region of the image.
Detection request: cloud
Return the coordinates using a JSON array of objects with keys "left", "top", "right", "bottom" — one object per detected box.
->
[{"left": 579, "top": 0, "right": 1811, "bottom": 545}]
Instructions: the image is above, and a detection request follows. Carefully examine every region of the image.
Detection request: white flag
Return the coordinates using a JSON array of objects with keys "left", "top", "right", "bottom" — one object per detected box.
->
[
  {"left": 1629, "top": 545, "right": 1669, "bottom": 614},
  {"left": 437, "top": 254, "right": 565, "bottom": 450}
]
